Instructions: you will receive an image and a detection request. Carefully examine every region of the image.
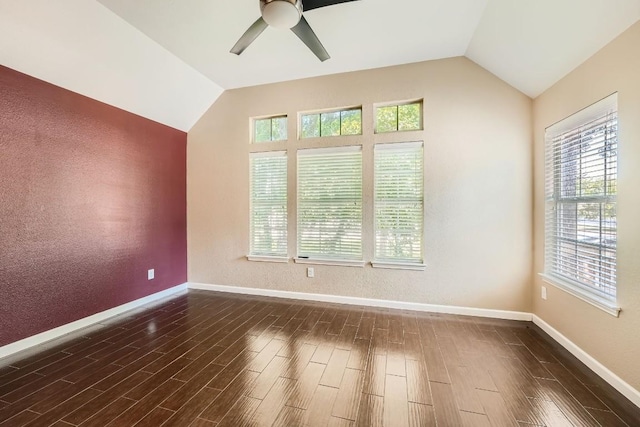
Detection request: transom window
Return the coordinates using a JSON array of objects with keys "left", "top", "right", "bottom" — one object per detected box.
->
[
  {"left": 254, "top": 116, "right": 287, "bottom": 143},
  {"left": 544, "top": 93, "right": 618, "bottom": 306},
  {"left": 300, "top": 108, "right": 362, "bottom": 138},
  {"left": 376, "top": 101, "right": 422, "bottom": 133}
]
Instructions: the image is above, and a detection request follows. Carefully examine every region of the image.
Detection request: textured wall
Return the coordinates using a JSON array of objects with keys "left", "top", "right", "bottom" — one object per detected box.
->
[
  {"left": 0, "top": 65, "right": 187, "bottom": 346},
  {"left": 188, "top": 57, "right": 533, "bottom": 312},
  {"left": 533, "top": 22, "right": 640, "bottom": 389}
]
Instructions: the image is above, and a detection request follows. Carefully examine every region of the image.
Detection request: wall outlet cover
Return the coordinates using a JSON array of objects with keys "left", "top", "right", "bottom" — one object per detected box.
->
[{"left": 148, "top": 269, "right": 155, "bottom": 280}]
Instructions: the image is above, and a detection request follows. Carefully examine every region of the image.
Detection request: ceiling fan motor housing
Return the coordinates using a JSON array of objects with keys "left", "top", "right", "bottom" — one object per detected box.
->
[
  {"left": 260, "top": 0, "right": 303, "bottom": 29},
  {"left": 232, "top": 0, "right": 355, "bottom": 60}
]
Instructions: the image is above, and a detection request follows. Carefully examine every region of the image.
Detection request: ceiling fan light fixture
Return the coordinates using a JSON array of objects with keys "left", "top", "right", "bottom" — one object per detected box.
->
[
  {"left": 233, "top": 0, "right": 358, "bottom": 60},
  {"left": 261, "top": 0, "right": 302, "bottom": 29}
]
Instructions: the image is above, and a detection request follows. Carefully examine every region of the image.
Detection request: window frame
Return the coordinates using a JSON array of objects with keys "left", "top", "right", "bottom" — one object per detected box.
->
[
  {"left": 248, "top": 151, "right": 288, "bottom": 261},
  {"left": 373, "top": 141, "right": 425, "bottom": 269},
  {"left": 252, "top": 115, "right": 288, "bottom": 143},
  {"left": 296, "top": 145, "right": 364, "bottom": 265},
  {"left": 542, "top": 93, "right": 619, "bottom": 316},
  {"left": 299, "top": 106, "right": 363, "bottom": 139},
  {"left": 375, "top": 100, "right": 423, "bottom": 134}
]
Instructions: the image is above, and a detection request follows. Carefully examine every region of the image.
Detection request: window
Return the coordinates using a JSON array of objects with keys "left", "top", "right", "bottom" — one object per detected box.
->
[
  {"left": 297, "top": 146, "right": 362, "bottom": 261},
  {"left": 300, "top": 108, "right": 362, "bottom": 138},
  {"left": 544, "top": 94, "right": 618, "bottom": 308},
  {"left": 254, "top": 116, "right": 287, "bottom": 143},
  {"left": 376, "top": 101, "right": 422, "bottom": 133},
  {"left": 374, "top": 142, "right": 424, "bottom": 265},
  {"left": 250, "top": 152, "right": 287, "bottom": 257}
]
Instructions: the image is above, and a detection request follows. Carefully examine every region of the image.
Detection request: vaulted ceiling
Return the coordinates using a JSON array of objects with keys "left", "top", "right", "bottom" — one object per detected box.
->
[{"left": 1, "top": 0, "right": 639, "bottom": 131}]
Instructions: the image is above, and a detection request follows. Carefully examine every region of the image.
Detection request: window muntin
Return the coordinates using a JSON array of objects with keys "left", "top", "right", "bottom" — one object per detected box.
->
[
  {"left": 297, "top": 146, "right": 363, "bottom": 260},
  {"left": 254, "top": 116, "right": 287, "bottom": 143},
  {"left": 301, "top": 108, "right": 362, "bottom": 138},
  {"left": 374, "top": 142, "right": 424, "bottom": 263},
  {"left": 544, "top": 94, "right": 618, "bottom": 301},
  {"left": 376, "top": 101, "right": 422, "bottom": 133},
  {"left": 250, "top": 152, "right": 288, "bottom": 256}
]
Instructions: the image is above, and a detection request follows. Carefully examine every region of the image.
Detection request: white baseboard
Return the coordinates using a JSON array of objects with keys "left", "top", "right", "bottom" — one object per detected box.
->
[
  {"left": 533, "top": 315, "right": 640, "bottom": 408},
  {"left": 0, "top": 283, "right": 188, "bottom": 360},
  {"left": 187, "top": 282, "right": 532, "bottom": 321}
]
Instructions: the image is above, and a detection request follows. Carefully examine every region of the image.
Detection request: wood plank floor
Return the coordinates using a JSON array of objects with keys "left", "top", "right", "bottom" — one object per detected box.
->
[{"left": 1, "top": 290, "right": 639, "bottom": 426}]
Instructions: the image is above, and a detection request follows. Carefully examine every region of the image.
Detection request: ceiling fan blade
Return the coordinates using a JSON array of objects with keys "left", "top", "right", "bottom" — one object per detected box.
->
[
  {"left": 291, "top": 16, "right": 330, "bottom": 61},
  {"left": 230, "top": 17, "right": 268, "bottom": 55},
  {"left": 302, "top": 0, "right": 359, "bottom": 12}
]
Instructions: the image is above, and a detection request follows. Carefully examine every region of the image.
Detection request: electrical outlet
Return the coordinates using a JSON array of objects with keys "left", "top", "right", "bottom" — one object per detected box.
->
[
  {"left": 541, "top": 286, "right": 547, "bottom": 300},
  {"left": 148, "top": 269, "right": 155, "bottom": 280},
  {"left": 307, "top": 267, "right": 314, "bottom": 278}
]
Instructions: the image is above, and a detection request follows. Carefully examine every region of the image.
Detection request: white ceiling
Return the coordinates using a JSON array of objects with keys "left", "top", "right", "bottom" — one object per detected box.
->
[
  {"left": 0, "top": 0, "right": 223, "bottom": 131},
  {"left": 97, "top": 0, "right": 489, "bottom": 90},
  {"left": 1, "top": 0, "right": 639, "bottom": 131},
  {"left": 466, "top": 0, "right": 640, "bottom": 97}
]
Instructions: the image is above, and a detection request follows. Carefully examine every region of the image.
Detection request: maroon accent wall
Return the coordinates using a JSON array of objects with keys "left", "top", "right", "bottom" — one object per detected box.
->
[{"left": 0, "top": 65, "right": 187, "bottom": 347}]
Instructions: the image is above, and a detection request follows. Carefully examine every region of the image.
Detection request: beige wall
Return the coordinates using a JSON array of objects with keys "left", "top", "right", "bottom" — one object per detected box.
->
[
  {"left": 188, "top": 57, "right": 533, "bottom": 313},
  {"left": 533, "top": 21, "right": 640, "bottom": 389}
]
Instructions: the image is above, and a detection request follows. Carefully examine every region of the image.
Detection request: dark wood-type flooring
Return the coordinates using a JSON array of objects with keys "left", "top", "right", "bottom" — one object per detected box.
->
[{"left": 1, "top": 290, "right": 639, "bottom": 426}]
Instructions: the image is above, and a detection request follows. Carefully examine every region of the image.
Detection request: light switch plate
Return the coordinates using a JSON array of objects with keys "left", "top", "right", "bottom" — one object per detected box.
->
[{"left": 148, "top": 269, "right": 155, "bottom": 280}]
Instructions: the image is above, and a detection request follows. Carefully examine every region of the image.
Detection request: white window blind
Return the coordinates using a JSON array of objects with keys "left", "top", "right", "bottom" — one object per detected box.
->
[
  {"left": 297, "top": 146, "right": 362, "bottom": 260},
  {"left": 374, "top": 142, "right": 424, "bottom": 263},
  {"left": 250, "top": 151, "right": 287, "bottom": 257},
  {"left": 545, "top": 94, "right": 617, "bottom": 301}
]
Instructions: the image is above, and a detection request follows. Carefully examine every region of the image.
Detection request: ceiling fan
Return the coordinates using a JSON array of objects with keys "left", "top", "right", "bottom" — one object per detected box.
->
[{"left": 230, "top": 0, "right": 359, "bottom": 62}]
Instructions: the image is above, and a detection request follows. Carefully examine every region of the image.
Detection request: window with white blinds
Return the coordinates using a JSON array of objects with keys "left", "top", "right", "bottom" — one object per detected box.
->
[
  {"left": 297, "top": 146, "right": 362, "bottom": 260},
  {"left": 250, "top": 152, "right": 287, "bottom": 257},
  {"left": 374, "top": 142, "right": 424, "bottom": 263},
  {"left": 544, "top": 93, "right": 618, "bottom": 303}
]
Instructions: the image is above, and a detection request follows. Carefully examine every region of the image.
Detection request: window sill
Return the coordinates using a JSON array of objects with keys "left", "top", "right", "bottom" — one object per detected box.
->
[
  {"left": 294, "top": 257, "right": 365, "bottom": 267},
  {"left": 371, "top": 261, "right": 426, "bottom": 271},
  {"left": 246, "top": 255, "right": 289, "bottom": 263},
  {"left": 539, "top": 273, "right": 621, "bottom": 317}
]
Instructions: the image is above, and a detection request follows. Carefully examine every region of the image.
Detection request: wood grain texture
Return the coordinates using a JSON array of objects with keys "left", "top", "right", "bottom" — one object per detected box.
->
[
  {"left": 406, "top": 359, "right": 432, "bottom": 405},
  {"left": 384, "top": 374, "right": 409, "bottom": 427},
  {"left": 0, "top": 290, "right": 638, "bottom": 426},
  {"left": 356, "top": 393, "right": 383, "bottom": 427},
  {"left": 332, "top": 368, "right": 365, "bottom": 420},
  {"left": 408, "top": 402, "right": 436, "bottom": 427},
  {"left": 304, "top": 385, "right": 339, "bottom": 426}
]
